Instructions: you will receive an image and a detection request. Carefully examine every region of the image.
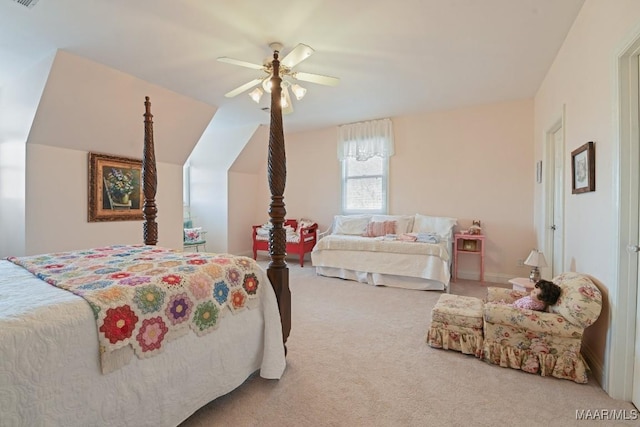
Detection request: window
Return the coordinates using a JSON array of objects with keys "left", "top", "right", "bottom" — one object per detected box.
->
[
  {"left": 338, "top": 118, "right": 394, "bottom": 214},
  {"left": 342, "top": 154, "right": 388, "bottom": 214},
  {"left": 182, "top": 162, "right": 190, "bottom": 208}
]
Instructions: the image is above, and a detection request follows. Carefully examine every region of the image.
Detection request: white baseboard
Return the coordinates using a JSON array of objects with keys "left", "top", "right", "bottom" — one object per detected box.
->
[{"left": 455, "top": 270, "right": 512, "bottom": 284}]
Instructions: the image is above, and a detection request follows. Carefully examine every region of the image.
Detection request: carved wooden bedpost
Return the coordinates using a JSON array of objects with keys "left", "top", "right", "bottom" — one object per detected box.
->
[
  {"left": 267, "top": 50, "right": 291, "bottom": 350},
  {"left": 143, "top": 96, "right": 158, "bottom": 246}
]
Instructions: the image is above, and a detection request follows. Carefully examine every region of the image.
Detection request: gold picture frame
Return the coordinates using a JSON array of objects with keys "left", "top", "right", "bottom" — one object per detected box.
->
[{"left": 88, "top": 152, "right": 143, "bottom": 222}]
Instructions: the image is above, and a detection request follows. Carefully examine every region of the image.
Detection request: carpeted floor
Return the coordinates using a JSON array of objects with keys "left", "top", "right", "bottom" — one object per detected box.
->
[{"left": 180, "top": 261, "right": 637, "bottom": 427}]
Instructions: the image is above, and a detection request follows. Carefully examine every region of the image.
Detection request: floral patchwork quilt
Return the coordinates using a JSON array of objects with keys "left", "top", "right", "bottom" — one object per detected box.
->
[{"left": 7, "top": 245, "right": 264, "bottom": 373}]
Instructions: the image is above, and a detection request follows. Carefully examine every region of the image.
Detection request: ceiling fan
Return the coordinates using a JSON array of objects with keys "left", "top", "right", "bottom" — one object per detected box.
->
[{"left": 217, "top": 42, "right": 339, "bottom": 113}]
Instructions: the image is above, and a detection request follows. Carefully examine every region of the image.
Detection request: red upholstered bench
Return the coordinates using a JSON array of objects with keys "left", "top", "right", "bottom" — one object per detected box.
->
[{"left": 252, "top": 219, "right": 318, "bottom": 267}]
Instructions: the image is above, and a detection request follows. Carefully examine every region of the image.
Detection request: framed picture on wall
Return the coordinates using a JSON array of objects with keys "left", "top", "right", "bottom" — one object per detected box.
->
[
  {"left": 88, "top": 152, "right": 144, "bottom": 222},
  {"left": 571, "top": 141, "right": 595, "bottom": 194}
]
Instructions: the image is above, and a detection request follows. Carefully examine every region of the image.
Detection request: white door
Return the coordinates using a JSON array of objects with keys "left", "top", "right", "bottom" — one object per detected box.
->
[
  {"left": 544, "top": 117, "right": 564, "bottom": 279},
  {"left": 551, "top": 128, "right": 564, "bottom": 277},
  {"left": 632, "top": 55, "right": 640, "bottom": 410}
]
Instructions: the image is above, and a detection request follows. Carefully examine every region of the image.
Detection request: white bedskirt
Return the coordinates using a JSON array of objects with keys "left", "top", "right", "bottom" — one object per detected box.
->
[
  {"left": 0, "top": 260, "right": 286, "bottom": 427},
  {"left": 315, "top": 266, "right": 447, "bottom": 291},
  {"left": 311, "top": 246, "right": 449, "bottom": 291}
]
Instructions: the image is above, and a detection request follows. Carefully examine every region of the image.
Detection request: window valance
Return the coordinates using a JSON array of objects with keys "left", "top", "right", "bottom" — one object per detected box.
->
[{"left": 337, "top": 118, "right": 394, "bottom": 161}]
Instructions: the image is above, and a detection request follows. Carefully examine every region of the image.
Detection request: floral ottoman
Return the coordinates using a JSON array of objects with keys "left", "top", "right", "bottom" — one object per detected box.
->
[{"left": 426, "top": 294, "right": 484, "bottom": 357}]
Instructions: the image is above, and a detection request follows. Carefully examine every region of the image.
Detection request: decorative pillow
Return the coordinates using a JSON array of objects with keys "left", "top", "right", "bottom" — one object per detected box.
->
[
  {"left": 363, "top": 220, "right": 396, "bottom": 237},
  {"left": 411, "top": 214, "right": 457, "bottom": 238},
  {"left": 284, "top": 225, "right": 297, "bottom": 236},
  {"left": 333, "top": 215, "right": 372, "bottom": 235},
  {"left": 372, "top": 215, "right": 414, "bottom": 234},
  {"left": 184, "top": 227, "right": 203, "bottom": 243},
  {"left": 297, "top": 218, "right": 316, "bottom": 231}
]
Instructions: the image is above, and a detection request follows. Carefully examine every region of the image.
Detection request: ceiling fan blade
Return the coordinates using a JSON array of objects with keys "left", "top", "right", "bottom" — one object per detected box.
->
[
  {"left": 293, "top": 72, "right": 340, "bottom": 86},
  {"left": 224, "top": 78, "right": 263, "bottom": 98},
  {"left": 217, "top": 57, "right": 265, "bottom": 70},
  {"left": 281, "top": 43, "right": 314, "bottom": 68}
]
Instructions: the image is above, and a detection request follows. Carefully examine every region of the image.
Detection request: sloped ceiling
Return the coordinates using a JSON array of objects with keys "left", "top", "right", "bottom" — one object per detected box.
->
[
  {"left": 28, "top": 51, "right": 216, "bottom": 164},
  {"left": 0, "top": 0, "right": 585, "bottom": 133}
]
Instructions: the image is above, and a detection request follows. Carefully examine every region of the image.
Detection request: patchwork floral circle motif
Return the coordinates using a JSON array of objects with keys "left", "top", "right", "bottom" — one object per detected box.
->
[
  {"left": 165, "top": 293, "right": 193, "bottom": 325},
  {"left": 8, "top": 245, "right": 263, "bottom": 365},
  {"left": 243, "top": 273, "right": 259, "bottom": 295},
  {"left": 136, "top": 317, "right": 169, "bottom": 352},
  {"left": 193, "top": 301, "right": 219, "bottom": 332},
  {"left": 226, "top": 268, "right": 242, "bottom": 287},
  {"left": 100, "top": 305, "right": 139, "bottom": 344},
  {"left": 133, "top": 285, "right": 165, "bottom": 313},
  {"left": 188, "top": 273, "right": 213, "bottom": 300},
  {"left": 213, "top": 281, "right": 229, "bottom": 305},
  {"left": 202, "top": 263, "right": 222, "bottom": 278},
  {"left": 119, "top": 276, "right": 151, "bottom": 286},
  {"left": 78, "top": 280, "right": 114, "bottom": 291},
  {"left": 236, "top": 257, "right": 253, "bottom": 271},
  {"left": 94, "top": 267, "right": 120, "bottom": 275},
  {"left": 161, "top": 274, "right": 183, "bottom": 287},
  {"left": 231, "top": 289, "right": 246, "bottom": 309},
  {"left": 95, "top": 286, "right": 129, "bottom": 305}
]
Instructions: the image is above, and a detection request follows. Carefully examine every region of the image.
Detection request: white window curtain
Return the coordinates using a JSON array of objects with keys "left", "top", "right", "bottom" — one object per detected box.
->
[{"left": 337, "top": 118, "right": 394, "bottom": 161}]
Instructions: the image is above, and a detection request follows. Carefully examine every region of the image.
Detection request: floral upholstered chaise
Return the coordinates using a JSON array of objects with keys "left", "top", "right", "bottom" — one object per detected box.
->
[{"left": 482, "top": 272, "right": 602, "bottom": 383}]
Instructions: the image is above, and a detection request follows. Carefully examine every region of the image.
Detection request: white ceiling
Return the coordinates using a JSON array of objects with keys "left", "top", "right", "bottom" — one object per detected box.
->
[{"left": 0, "top": 0, "right": 585, "bottom": 133}]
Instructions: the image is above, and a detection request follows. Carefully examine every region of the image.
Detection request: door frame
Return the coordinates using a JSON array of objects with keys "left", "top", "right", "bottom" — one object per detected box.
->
[
  {"left": 543, "top": 110, "right": 565, "bottom": 278},
  {"left": 612, "top": 30, "right": 640, "bottom": 401}
]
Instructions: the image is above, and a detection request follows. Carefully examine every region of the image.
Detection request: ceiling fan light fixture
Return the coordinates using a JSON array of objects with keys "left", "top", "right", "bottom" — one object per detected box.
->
[
  {"left": 291, "top": 84, "right": 307, "bottom": 100},
  {"left": 281, "top": 86, "right": 294, "bottom": 115},
  {"left": 280, "top": 89, "right": 289, "bottom": 109},
  {"left": 262, "top": 78, "right": 273, "bottom": 93},
  {"left": 248, "top": 87, "right": 263, "bottom": 103},
  {"left": 218, "top": 43, "right": 340, "bottom": 110}
]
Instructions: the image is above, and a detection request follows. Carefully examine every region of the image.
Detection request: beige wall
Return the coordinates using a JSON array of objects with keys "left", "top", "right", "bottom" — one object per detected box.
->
[
  {"left": 249, "top": 99, "right": 535, "bottom": 282},
  {"left": 534, "top": 0, "right": 640, "bottom": 395},
  {"left": 25, "top": 144, "right": 184, "bottom": 253},
  {"left": 227, "top": 170, "right": 260, "bottom": 255}
]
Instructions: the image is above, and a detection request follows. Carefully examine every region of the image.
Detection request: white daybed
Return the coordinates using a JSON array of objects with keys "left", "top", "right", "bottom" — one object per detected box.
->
[{"left": 311, "top": 214, "right": 456, "bottom": 292}]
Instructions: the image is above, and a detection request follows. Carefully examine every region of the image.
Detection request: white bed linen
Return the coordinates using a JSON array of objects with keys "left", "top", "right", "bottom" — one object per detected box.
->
[
  {"left": 311, "top": 237, "right": 450, "bottom": 291},
  {"left": 313, "top": 234, "right": 449, "bottom": 258},
  {"left": 0, "top": 260, "right": 286, "bottom": 427}
]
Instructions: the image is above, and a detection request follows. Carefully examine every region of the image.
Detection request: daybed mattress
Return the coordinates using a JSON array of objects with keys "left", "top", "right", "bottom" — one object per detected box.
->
[
  {"left": 311, "top": 235, "right": 450, "bottom": 291},
  {"left": 0, "top": 259, "right": 286, "bottom": 427}
]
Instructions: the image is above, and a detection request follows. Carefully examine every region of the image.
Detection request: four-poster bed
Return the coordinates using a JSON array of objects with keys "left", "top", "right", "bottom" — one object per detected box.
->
[{"left": 0, "top": 52, "right": 291, "bottom": 425}]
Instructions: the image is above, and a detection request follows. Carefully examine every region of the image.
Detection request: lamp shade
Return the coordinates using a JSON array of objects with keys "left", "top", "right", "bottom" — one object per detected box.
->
[
  {"left": 524, "top": 250, "right": 547, "bottom": 268},
  {"left": 291, "top": 83, "right": 307, "bottom": 100},
  {"left": 248, "top": 87, "right": 263, "bottom": 103}
]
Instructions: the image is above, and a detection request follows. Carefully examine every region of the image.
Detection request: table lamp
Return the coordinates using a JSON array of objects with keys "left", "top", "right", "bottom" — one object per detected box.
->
[{"left": 524, "top": 249, "right": 547, "bottom": 282}]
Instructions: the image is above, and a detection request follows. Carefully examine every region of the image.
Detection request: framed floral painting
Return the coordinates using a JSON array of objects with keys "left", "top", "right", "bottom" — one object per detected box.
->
[{"left": 88, "top": 153, "right": 144, "bottom": 222}]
